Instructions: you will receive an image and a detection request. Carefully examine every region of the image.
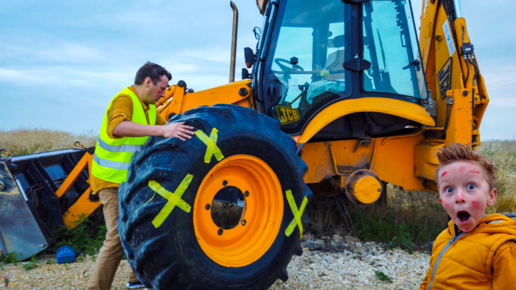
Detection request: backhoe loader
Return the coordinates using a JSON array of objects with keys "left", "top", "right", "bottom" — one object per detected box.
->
[{"left": 0, "top": 0, "right": 489, "bottom": 288}]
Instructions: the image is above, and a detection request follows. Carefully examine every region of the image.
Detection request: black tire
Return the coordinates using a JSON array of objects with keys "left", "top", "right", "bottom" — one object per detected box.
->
[{"left": 118, "top": 104, "right": 312, "bottom": 289}]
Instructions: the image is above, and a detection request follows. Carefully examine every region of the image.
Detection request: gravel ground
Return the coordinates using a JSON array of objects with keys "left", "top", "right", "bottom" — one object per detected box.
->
[{"left": 0, "top": 235, "right": 430, "bottom": 289}]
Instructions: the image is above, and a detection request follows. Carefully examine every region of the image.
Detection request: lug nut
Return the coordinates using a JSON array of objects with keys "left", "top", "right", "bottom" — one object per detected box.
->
[
  {"left": 244, "top": 191, "right": 249, "bottom": 197},
  {"left": 241, "top": 220, "right": 246, "bottom": 226},
  {"left": 205, "top": 204, "right": 210, "bottom": 210},
  {"left": 218, "top": 229, "right": 223, "bottom": 235}
]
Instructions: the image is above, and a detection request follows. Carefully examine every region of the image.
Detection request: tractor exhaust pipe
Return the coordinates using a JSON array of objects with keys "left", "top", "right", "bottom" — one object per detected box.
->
[{"left": 230, "top": 1, "right": 238, "bottom": 83}]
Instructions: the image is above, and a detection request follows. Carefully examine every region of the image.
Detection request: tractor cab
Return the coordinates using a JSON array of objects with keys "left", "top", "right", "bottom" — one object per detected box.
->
[{"left": 252, "top": 0, "right": 430, "bottom": 140}]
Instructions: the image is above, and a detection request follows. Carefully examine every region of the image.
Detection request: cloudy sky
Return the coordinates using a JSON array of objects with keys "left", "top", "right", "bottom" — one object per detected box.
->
[{"left": 1, "top": 0, "right": 514, "bottom": 140}]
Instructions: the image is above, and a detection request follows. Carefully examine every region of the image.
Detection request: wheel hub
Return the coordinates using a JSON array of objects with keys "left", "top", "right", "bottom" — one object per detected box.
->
[{"left": 193, "top": 155, "right": 284, "bottom": 267}]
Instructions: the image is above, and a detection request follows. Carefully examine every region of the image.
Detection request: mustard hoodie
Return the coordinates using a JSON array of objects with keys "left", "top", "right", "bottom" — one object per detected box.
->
[{"left": 420, "top": 213, "right": 516, "bottom": 290}]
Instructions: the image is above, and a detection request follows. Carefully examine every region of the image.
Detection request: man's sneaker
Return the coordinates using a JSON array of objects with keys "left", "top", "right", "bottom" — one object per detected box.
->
[{"left": 127, "top": 281, "right": 146, "bottom": 289}]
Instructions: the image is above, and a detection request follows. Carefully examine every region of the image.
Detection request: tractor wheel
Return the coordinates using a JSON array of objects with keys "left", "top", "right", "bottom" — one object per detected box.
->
[{"left": 118, "top": 104, "right": 312, "bottom": 289}]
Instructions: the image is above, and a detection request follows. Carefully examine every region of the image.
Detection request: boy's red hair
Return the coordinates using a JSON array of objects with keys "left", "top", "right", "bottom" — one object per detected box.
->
[{"left": 435, "top": 143, "right": 497, "bottom": 190}]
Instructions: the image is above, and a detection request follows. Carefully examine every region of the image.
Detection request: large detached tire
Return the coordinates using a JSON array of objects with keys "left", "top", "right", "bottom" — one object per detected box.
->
[{"left": 118, "top": 104, "right": 312, "bottom": 289}]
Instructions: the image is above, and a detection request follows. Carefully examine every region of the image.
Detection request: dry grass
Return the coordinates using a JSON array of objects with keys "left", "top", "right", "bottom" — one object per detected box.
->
[
  {"left": 477, "top": 141, "right": 516, "bottom": 213},
  {"left": 0, "top": 128, "right": 97, "bottom": 156}
]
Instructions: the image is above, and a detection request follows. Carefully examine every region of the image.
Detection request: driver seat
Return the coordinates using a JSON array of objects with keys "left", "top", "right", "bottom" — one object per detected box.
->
[{"left": 324, "top": 35, "right": 345, "bottom": 81}]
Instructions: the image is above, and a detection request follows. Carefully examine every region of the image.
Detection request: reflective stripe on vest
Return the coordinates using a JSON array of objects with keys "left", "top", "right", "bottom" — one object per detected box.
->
[
  {"left": 93, "top": 154, "right": 130, "bottom": 170},
  {"left": 92, "top": 87, "right": 156, "bottom": 183},
  {"left": 97, "top": 137, "right": 143, "bottom": 153}
]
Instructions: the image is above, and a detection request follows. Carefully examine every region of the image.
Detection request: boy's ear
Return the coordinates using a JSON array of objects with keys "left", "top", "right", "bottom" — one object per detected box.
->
[{"left": 486, "top": 188, "right": 497, "bottom": 206}]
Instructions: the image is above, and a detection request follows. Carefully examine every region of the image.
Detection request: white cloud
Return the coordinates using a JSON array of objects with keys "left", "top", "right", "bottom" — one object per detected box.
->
[
  {"left": 0, "top": 66, "right": 129, "bottom": 87},
  {"left": 1, "top": 42, "right": 108, "bottom": 64}
]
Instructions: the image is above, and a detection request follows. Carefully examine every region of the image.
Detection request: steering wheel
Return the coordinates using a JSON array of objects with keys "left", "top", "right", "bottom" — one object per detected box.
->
[{"left": 274, "top": 58, "right": 305, "bottom": 73}]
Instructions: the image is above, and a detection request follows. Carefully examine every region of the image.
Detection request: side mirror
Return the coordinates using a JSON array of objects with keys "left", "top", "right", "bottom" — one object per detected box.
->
[
  {"left": 242, "top": 68, "right": 251, "bottom": 79},
  {"left": 244, "top": 47, "right": 255, "bottom": 68}
]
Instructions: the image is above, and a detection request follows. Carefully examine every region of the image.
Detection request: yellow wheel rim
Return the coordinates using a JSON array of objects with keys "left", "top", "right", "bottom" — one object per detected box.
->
[
  {"left": 353, "top": 176, "right": 382, "bottom": 204},
  {"left": 193, "top": 155, "right": 284, "bottom": 267}
]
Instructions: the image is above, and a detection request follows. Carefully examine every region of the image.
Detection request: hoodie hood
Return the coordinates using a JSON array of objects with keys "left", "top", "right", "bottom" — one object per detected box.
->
[{"left": 447, "top": 213, "right": 516, "bottom": 237}]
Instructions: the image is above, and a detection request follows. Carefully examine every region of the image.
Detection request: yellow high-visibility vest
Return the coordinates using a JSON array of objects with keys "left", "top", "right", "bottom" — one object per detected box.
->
[{"left": 92, "top": 87, "right": 156, "bottom": 183}]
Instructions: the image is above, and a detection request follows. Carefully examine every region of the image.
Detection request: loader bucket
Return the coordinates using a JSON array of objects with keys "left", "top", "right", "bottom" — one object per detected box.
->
[{"left": 0, "top": 148, "right": 90, "bottom": 261}]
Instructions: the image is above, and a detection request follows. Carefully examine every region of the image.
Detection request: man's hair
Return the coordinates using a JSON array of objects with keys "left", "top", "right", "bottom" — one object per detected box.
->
[
  {"left": 134, "top": 62, "right": 172, "bottom": 85},
  {"left": 435, "top": 142, "right": 497, "bottom": 190}
]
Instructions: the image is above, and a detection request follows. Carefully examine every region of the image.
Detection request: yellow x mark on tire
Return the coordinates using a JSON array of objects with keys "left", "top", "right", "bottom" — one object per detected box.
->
[
  {"left": 195, "top": 128, "right": 224, "bottom": 163},
  {"left": 285, "top": 190, "right": 308, "bottom": 239},
  {"left": 148, "top": 174, "right": 193, "bottom": 228}
]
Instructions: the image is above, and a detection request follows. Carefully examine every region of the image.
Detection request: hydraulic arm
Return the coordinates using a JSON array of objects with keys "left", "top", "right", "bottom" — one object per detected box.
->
[{"left": 419, "top": 0, "right": 488, "bottom": 146}]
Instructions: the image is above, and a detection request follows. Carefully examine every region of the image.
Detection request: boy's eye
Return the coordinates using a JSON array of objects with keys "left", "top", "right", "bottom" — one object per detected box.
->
[
  {"left": 445, "top": 187, "right": 454, "bottom": 193},
  {"left": 467, "top": 184, "right": 476, "bottom": 190}
]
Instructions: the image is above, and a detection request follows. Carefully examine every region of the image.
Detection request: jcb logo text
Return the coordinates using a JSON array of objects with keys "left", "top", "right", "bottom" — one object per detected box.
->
[{"left": 276, "top": 106, "right": 300, "bottom": 125}]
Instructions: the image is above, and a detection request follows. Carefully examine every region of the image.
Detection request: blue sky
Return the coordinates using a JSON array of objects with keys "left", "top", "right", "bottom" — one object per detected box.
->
[{"left": 1, "top": 0, "right": 514, "bottom": 140}]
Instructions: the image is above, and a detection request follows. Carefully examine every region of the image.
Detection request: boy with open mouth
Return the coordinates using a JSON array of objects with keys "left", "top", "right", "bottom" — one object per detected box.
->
[{"left": 420, "top": 143, "right": 516, "bottom": 289}]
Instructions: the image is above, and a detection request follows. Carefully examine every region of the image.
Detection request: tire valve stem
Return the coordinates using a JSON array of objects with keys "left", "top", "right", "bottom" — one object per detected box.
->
[
  {"left": 244, "top": 191, "right": 249, "bottom": 197},
  {"left": 205, "top": 204, "right": 211, "bottom": 210},
  {"left": 241, "top": 220, "right": 247, "bottom": 226},
  {"left": 218, "top": 229, "right": 224, "bottom": 235}
]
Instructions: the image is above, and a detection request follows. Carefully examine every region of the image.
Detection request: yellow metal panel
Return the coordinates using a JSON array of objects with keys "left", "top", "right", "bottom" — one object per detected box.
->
[
  {"left": 414, "top": 141, "right": 444, "bottom": 181},
  {"left": 419, "top": 0, "right": 438, "bottom": 72},
  {"left": 63, "top": 187, "right": 101, "bottom": 229},
  {"left": 473, "top": 73, "right": 489, "bottom": 130},
  {"left": 444, "top": 89, "right": 473, "bottom": 146},
  {"left": 157, "top": 84, "right": 187, "bottom": 119},
  {"left": 55, "top": 152, "right": 91, "bottom": 198},
  {"left": 303, "top": 135, "right": 429, "bottom": 191},
  {"left": 181, "top": 80, "right": 251, "bottom": 112},
  {"left": 432, "top": 7, "right": 466, "bottom": 128},
  {"left": 156, "top": 85, "right": 177, "bottom": 108},
  {"left": 328, "top": 141, "right": 374, "bottom": 176},
  {"left": 454, "top": 18, "right": 473, "bottom": 88},
  {"left": 297, "top": 98, "right": 435, "bottom": 144},
  {"left": 301, "top": 142, "right": 335, "bottom": 184},
  {"left": 453, "top": 18, "right": 489, "bottom": 138},
  {"left": 56, "top": 150, "right": 102, "bottom": 229},
  {"left": 371, "top": 133, "right": 426, "bottom": 191},
  {"left": 158, "top": 80, "right": 251, "bottom": 119},
  {"left": 301, "top": 140, "right": 374, "bottom": 184}
]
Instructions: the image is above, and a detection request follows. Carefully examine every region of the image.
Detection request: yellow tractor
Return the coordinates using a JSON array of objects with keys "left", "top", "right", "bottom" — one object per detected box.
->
[{"left": 0, "top": 0, "right": 488, "bottom": 288}]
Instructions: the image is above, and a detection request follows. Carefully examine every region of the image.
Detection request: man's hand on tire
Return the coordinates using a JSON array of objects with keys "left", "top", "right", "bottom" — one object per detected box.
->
[{"left": 163, "top": 122, "right": 195, "bottom": 141}]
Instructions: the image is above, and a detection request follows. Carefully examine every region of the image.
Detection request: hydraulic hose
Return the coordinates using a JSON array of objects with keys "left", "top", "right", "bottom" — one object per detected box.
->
[
  {"left": 468, "top": 56, "right": 479, "bottom": 87},
  {"left": 461, "top": 26, "right": 470, "bottom": 84},
  {"left": 464, "top": 55, "right": 470, "bottom": 84},
  {"left": 439, "top": 102, "right": 451, "bottom": 139}
]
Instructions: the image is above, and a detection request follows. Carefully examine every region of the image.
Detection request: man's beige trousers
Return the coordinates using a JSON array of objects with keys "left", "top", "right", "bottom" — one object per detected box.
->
[{"left": 87, "top": 187, "right": 139, "bottom": 290}]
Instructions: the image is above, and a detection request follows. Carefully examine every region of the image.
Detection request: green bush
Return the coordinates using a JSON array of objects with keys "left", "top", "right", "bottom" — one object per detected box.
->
[
  {"left": 1, "top": 251, "right": 21, "bottom": 265},
  {"left": 23, "top": 255, "right": 38, "bottom": 271},
  {"left": 54, "top": 213, "right": 106, "bottom": 256},
  {"left": 375, "top": 271, "right": 393, "bottom": 283}
]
